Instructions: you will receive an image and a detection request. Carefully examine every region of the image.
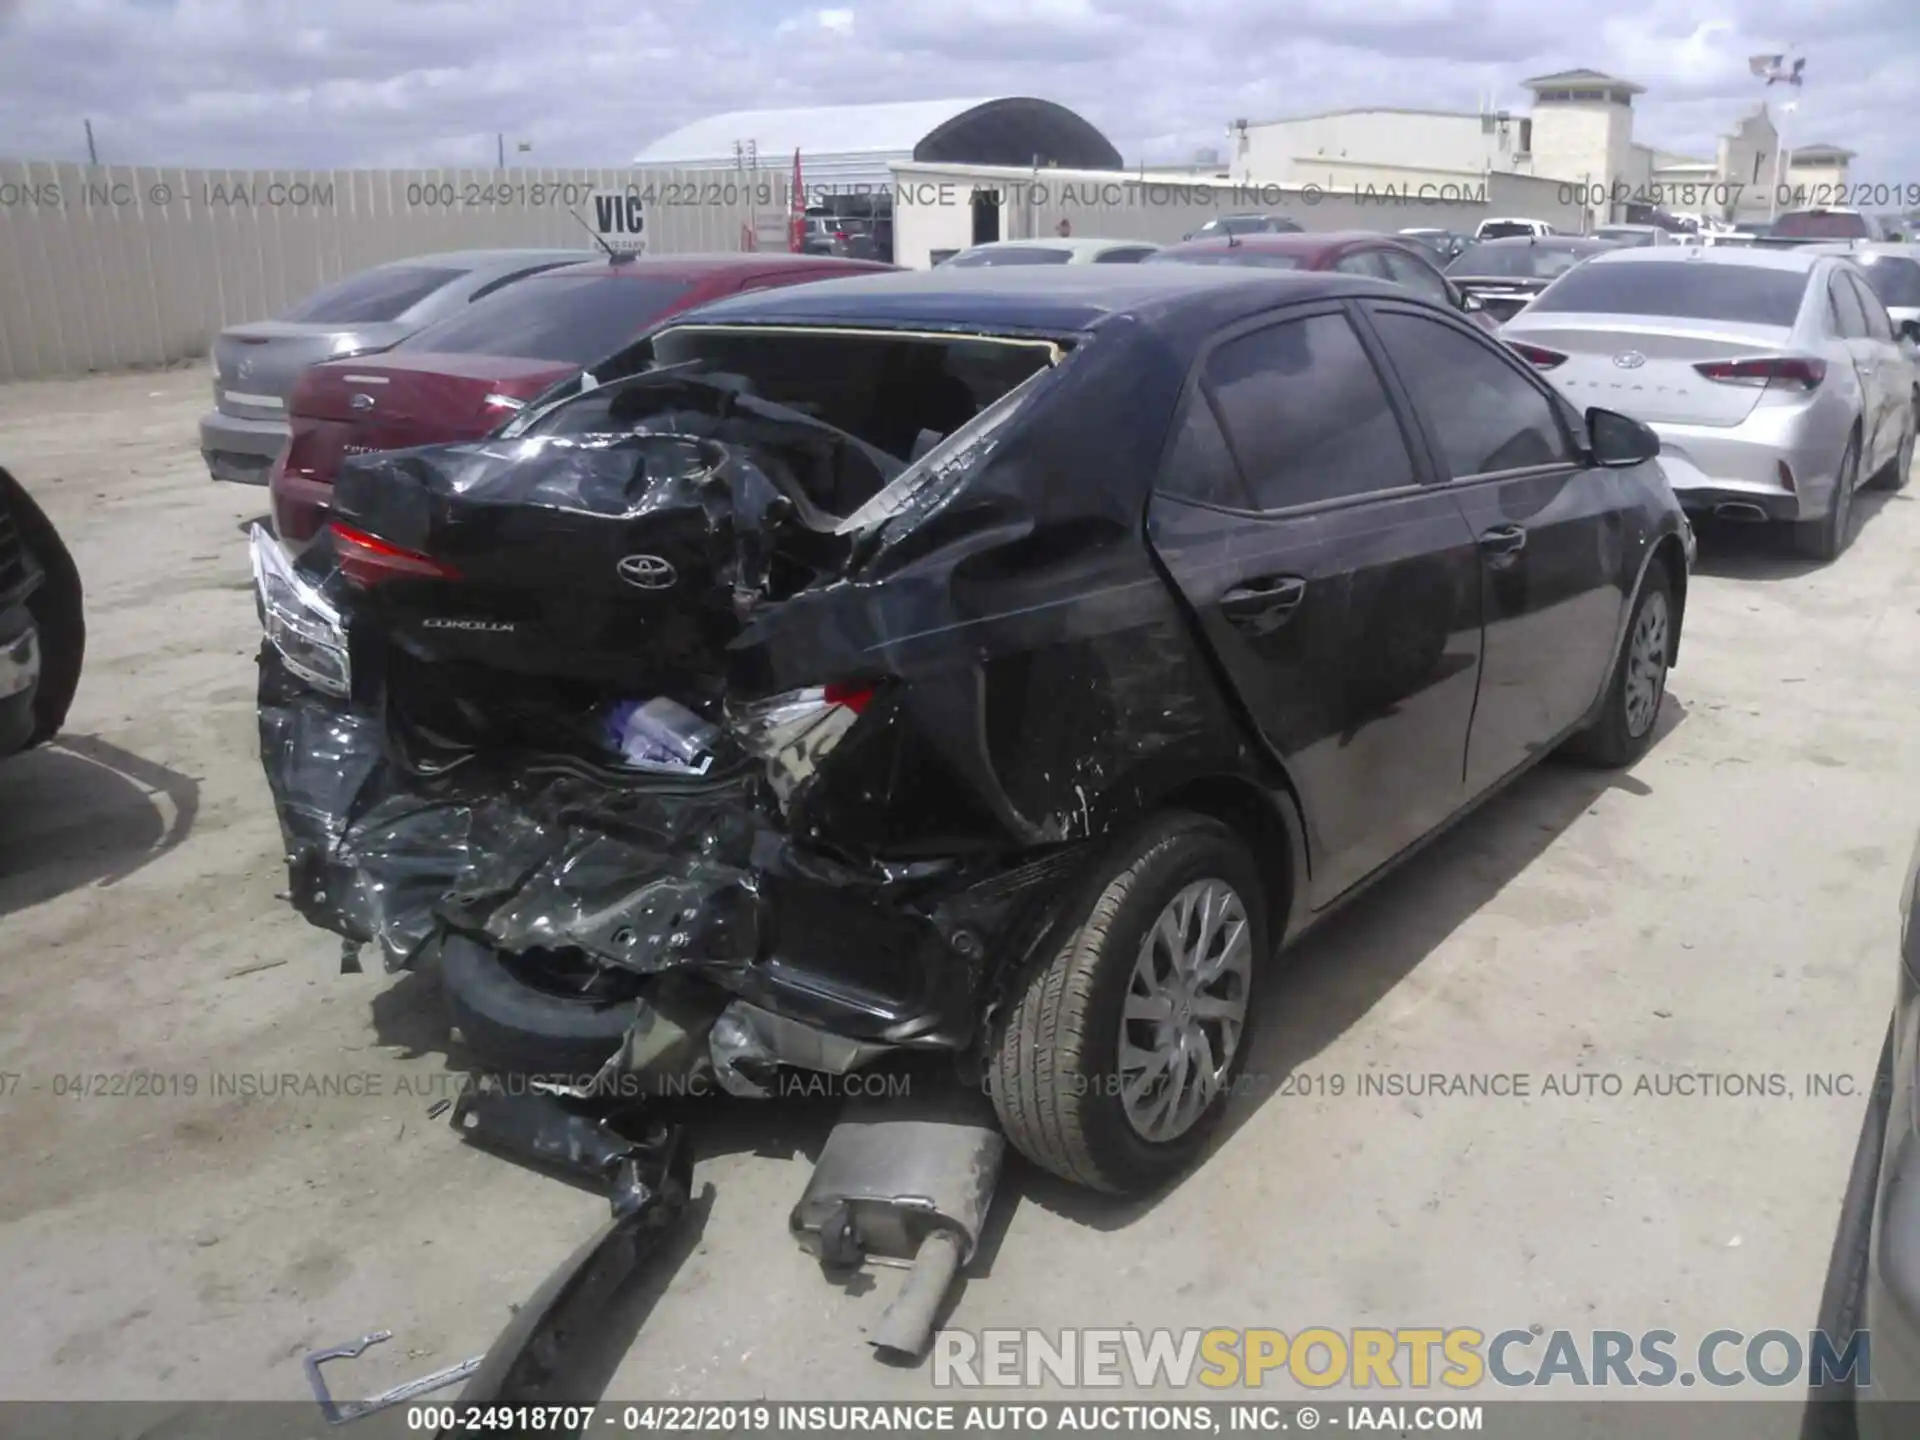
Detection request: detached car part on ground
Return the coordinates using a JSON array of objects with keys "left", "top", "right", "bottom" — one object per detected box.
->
[
  {"left": 255, "top": 265, "right": 1692, "bottom": 1197},
  {"left": 0, "top": 466, "right": 85, "bottom": 761}
]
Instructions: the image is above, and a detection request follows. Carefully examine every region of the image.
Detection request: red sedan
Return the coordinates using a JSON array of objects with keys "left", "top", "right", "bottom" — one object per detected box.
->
[
  {"left": 271, "top": 252, "right": 896, "bottom": 548},
  {"left": 1146, "top": 230, "right": 1500, "bottom": 332}
]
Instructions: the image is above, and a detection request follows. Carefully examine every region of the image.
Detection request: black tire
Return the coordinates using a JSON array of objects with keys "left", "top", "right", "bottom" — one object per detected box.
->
[
  {"left": 1798, "top": 434, "right": 1860, "bottom": 562},
  {"left": 438, "top": 931, "right": 637, "bottom": 1078},
  {"left": 1799, "top": 1021, "right": 1892, "bottom": 1440},
  {"left": 986, "top": 812, "right": 1268, "bottom": 1196},
  {"left": 1567, "top": 563, "right": 1673, "bottom": 769},
  {"left": 0, "top": 470, "right": 85, "bottom": 748},
  {"left": 1876, "top": 395, "right": 1917, "bottom": 492}
]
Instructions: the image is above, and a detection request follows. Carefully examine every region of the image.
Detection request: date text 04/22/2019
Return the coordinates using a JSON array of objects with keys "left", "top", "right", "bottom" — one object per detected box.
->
[{"left": 1556, "top": 179, "right": 1920, "bottom": 210}]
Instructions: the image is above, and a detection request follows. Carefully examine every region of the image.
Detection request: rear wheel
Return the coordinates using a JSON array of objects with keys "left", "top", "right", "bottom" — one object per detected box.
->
[
  {"left": 986, "top": 812, "right": 1267, "bottom": 1196},
  {"left": 1876, "top": 394, "right": 1917, "bottom": 492},
  {"left": 1798, "top": 434, "right": 1860, "bottom": 562}
]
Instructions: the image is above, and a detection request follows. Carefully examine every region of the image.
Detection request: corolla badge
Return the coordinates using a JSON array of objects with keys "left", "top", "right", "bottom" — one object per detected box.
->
[
  {"left": 349, "top": 392, "right": 376, "bottom": 411},
  {"left": 1612, "top": 351, "right": 1647, "bottom": 369},
  {"left": 617, "top": 554, "right": 676, "bottom": 590},
  {"left": 235, "top": 357, "right": 254, "bottom": 383}
]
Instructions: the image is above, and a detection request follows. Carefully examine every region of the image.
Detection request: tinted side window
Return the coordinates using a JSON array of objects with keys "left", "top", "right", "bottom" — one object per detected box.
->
[
  {"left": 1095, "top": 247, "right": 1154, "bottom": 263},
  {"left": 1370, "top": 310, "right": 1572, "bottom": 477},
  {"left": 1849, "top": 271, "right": 1894, "bottom": 341},
  {"left": 1158, "top": 392, "right": 1253, "bottom": 508},
  {"left": 1203, "top": 313, "right": 1416, "bottom": 509},
  {"left": 1378, "top": 249, "right": 1451, "bottom": 303},
  {"left": 1830, "top": 275, "right": 1870, "bottom": 338}
]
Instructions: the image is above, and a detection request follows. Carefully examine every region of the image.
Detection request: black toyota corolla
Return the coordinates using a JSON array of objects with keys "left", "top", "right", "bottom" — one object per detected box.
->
[{"left": 254, "top": 264, "right": 1693, "bottom": 1196}]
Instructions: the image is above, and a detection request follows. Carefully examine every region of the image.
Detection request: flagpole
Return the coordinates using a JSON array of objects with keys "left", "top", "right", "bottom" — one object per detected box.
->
[{"left": 1770, "top": 101, "right": 1795, "bottom": 221}]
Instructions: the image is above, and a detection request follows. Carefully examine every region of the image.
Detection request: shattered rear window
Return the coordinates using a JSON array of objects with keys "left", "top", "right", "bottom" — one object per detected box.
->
[{"left": 641, "top": 326, "right": 1059, "bottom": 464}]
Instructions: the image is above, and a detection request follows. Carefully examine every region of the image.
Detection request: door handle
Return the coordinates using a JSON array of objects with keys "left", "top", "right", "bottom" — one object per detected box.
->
[
  {"left": 1220, "top": 575, "right": 1307, "bottom": 634},
  {"left": 1478, "top": 524, "right": 1527, "bottom": 558}
]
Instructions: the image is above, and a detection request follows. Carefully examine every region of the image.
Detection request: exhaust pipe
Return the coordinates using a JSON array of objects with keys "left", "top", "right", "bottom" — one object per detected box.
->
[{"left": 1712, "top": 502, "right": 1769, "bottom": 522}]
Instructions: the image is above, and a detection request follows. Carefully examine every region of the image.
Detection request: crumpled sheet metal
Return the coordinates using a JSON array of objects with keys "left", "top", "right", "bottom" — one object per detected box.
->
[{"left": 258, "top": 650, "right": 766, "bottom": 975}]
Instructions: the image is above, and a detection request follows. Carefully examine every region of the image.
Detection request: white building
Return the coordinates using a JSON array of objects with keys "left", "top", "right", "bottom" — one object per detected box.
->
[
  {"left": 632, "top": 97, "right": 1123, "bottom": 193},
  {"left": 1235, "top": 69, "right": 1852, "bottom": 230}
]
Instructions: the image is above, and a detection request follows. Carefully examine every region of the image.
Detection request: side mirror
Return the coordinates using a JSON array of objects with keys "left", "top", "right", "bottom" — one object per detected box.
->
[
  {"left": 1460, "top": 291, "right": 1485, "bottom": 312},
  {"left": 1586, "top": 407, "right": 1660, "bottom": 468}
]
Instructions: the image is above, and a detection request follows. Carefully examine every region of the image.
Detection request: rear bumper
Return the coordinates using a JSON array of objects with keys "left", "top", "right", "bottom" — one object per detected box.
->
[
  {"left": 0, "top": 604, "right": 42, "bottom": 757},
  {"left": 199, "top": 409, "right": 287, "bottom": 485},
  {"left": 1650, "top": 413, "right": 1844, "bottom": 522},
  {"left": 254, "top": 649, "right": 1058, "bottom": 1053}
]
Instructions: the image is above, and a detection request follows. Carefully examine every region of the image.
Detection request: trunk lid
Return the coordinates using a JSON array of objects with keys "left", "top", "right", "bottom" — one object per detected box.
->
[
  {"left": 328, "top": 374, "right": 897, "bottom": 700},
  {"left": 275, "top": 352, "right": 581, "bottom": 543},
  {"left": 1453, "top": 277, "right": 1548, "bottom": 324},
  {"left": 212, "top": 320, "right": 411, "bottom": 421},
  {"left": 1509, "top": 317, "right": 1794, "bottom": 427}
]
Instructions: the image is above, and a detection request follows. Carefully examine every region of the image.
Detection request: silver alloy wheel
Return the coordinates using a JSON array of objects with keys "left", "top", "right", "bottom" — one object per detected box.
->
[
  {"left": 1623, "top": 589, "right": 1670, "bottom": 739},
  {"left": 1118, "top": 878, "right": 1252, "bottom": 1143}
]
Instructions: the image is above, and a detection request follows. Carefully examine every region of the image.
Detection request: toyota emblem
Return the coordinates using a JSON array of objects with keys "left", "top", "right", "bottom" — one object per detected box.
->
[
  {"left": 1612, "top": 351, "right": 1647, "bottom": 369},
  {"left": 349, "top": 392, "right": 376, "bottom": 411},
  {"left": 617, "top": 554, "right": 676, "bottom": 589}
]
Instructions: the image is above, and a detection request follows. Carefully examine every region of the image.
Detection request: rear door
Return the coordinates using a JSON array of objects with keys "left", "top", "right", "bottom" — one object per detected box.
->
[
  {"left": 1841, "top": 266, "right": 1903, "bottom": 471},
  {"left": 1145, "top": 304, "right": 1485, "bottom": 906},
  {"left": 1361, "top": 301, "right": 1628, "bottom": 792}
]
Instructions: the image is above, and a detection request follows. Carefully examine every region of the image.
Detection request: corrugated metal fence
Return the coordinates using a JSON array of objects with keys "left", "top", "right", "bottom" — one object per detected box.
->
[{"left": 0, "top": 160, "right": 786, "bottom": 383}]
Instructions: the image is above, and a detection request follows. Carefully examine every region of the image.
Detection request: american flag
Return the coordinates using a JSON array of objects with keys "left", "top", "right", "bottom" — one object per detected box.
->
[{"left": 1749, "top": 54, "right": 1805, "bottom": 86}]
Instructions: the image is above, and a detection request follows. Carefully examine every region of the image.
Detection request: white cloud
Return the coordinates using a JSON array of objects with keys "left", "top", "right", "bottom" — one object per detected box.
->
[{"left": 0, "top": 0, "right": 1908, "bottom": 184}]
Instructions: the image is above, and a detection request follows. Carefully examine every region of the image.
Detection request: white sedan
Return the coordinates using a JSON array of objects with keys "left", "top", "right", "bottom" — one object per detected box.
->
[{"left": 1500, "top": 245, "right": 1919, "bottom": 562}]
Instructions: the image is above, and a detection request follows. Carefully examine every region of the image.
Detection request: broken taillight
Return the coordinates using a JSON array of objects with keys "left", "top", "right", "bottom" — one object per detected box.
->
[
  {"left": 1507, "top": 341, "right": 1569, "bottom": 369},
  {"left": 1694, "top": 356, "right": 1826, "bottom": 392},
  {"left": 823, "top": 681, "right": 874, "bottom": 714},
  {"left": 330, "top": 522, "right": 462, "bottom": 587},
  {"left": 729, "top": 684, "right": 876, "bottom": 806}
]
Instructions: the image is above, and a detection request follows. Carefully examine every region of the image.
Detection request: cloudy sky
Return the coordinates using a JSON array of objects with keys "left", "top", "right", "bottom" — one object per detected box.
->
[{"left": 0, "top": 0, "right": 1909, "bottom": 181}]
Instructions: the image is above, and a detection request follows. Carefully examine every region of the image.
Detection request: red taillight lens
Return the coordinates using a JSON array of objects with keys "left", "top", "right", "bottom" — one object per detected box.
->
[
  {"left": 823, "top": 681, "right": 874, "bottom": 714},
  {"left": 330, "top": 522, "right": 461, "bottom": 587},
  {"left": 1694, "top": 356, "right": 1826, "bottom": 392},
  {"left": 1508, "top": 341, "right": 1568, "bottom": 369}
]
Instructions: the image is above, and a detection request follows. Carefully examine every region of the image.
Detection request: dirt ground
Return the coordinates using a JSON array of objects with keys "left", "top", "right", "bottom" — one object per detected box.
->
[{"left": 0, "top": 362, "right": 1912, "bottom": 1411}]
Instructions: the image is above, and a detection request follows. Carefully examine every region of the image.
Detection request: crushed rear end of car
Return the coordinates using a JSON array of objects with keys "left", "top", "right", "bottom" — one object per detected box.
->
[{"left": 250, "top": 313, "right": 1235, "bottom": 1095}]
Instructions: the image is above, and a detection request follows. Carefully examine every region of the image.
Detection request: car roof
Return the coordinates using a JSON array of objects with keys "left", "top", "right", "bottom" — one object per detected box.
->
[
  {"left": 662, "top": 263, "right": 1405, "bottom": 336},
  {"left": 535, "top": 253, "right": 898, "bottom": 281},
  {"left": 1459, "top": 235, "right": 1615, "bottom": 251},
  {"left": 1157, "top": 230, "right": 1414, "bottom": 260},
  {"left": 1581, "top": 244, "right": 1827, "bottom": 273},
  {"left": 383, "top": 249, "right": 596, "bottom": 270},
  {"left": 957, "top": 238, "right": 1158, "bottom": 257},
  {"left": 1803, "top": 241, "right": 1920, "bottom": 260}
]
